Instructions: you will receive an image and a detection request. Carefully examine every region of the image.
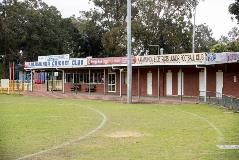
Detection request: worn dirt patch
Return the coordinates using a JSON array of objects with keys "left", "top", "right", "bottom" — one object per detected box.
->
[{"left": 107, "top": 131, "right": 144, "bottom": 138}]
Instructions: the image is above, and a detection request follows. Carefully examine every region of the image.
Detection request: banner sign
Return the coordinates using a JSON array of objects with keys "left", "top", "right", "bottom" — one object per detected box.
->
[
  {"left": 136, "top": 53, "right": 206, "bottom": 65},
  {"left": 206, "top": 52, "right": 239, "bottom": 64},
  {"left": 24, "top": 52, "right": 239, "bottom": 70},
  {"left": 89, "top": 57, "right": 136, "bottom": 65},
  {"left": 25, "top": 58, "right": 87, "bottom": 69},
  {"left": 38, "top": 54, "right": 70, "bottom": 62},
  {"left": 225, "top": 52, "right": 239, "bottom": 63}
]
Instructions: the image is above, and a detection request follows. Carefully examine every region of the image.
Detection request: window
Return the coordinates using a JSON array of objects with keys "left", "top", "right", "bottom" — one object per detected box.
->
[
  {"left": 108, "top": 73, "right": 116, "bottom": 92},
  {"left": 80, "top": 73, "right": 84, "bottom": 83},
  {"left": 90, "top": 73, "right": 94, "bottom": 83},
  {"left": 74, "top": 73, "right": 80, "bottom": 83},
  {"left": 122, "top": 72, "right": 127, "bottom": 84},
  {"left": 94, "top": 72, "right": 104, "bottom": 83},
  {"left": 66, "top": 71, "right": 104, "bottom": 84},
  {"left": 66, "top": 73, "right": 73, "bottom": 83},
  {"left": 83, "top": 71, "right": 104, "bottom": 84},
  {"left": 84, "top": 73, "right": 89, "bottom": 83}
]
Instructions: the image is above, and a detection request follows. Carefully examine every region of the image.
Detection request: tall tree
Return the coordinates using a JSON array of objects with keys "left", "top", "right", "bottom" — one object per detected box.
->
[
  {"left": 0, "top": 0, "right": 27, "bottom": 78},
  {"left": 211, "top": 27, "right": 239, "bottom": 52},
  {"left": 229, "top": 0, "right": 239, "bottom": 23},
  {"left": 0, "top": 0, "right": 80, "bottom": 78},
  {"left": 194, "top": 24, "right": 216, "bottom": 52},
  {"left": 76, "top": 12, "right": 104, "bottom": 58},
  {"left": 87, "top": 0, "right": 210, "bottom": 56},
  {"left": 228, "top": 27, "right": 239, "bottom": 41}
]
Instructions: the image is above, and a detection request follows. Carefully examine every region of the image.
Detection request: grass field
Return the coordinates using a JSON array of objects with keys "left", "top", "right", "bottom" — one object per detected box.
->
[{"left": 1, "top": 94, "right": 239, "bottom": 160}]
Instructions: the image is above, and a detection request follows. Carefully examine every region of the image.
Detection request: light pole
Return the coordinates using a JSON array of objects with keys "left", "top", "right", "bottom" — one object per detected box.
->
[
  {"left": 127, "top": 0, "right": 132, "bottom": 104},
  {"left": 186, "top": 1, "right": 198, "bottom": 53},
  {"left": 192, "top": 4, "right": 196, "bottom": 53},
  {"left": 191, "top": 0, "right": 204, "bottom": 53}
]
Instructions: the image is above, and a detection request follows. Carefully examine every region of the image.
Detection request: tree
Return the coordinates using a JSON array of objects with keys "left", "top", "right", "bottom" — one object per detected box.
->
[
  {"left": 219, "top": 35, "right": 229, "bottom": 43},
  {"left": 211, "top": 27, "right": 239, "bottom": 53},
  {"left": 194, "top": 24, "right": 216, "bottom": 52},
  {"left": 229, "top": 0, "right": 239, "bottom": 23},
  {"left": 0, "top": 0, "right": 80, "bottom": 78},
  {"left": 0, "top": 0, "right": 27, "bottom": 78},
  {"left": 210, "top": 41, "right": 239, "bottom": 53},
  {"left": 87, "top": 0, "right": 203, "bottom": 56},
  {"left": 75, "top": 11, "right": 104, "bottom": 58},
  {"left": 228, "top": 27, "right": 239, "bottom": 41}
]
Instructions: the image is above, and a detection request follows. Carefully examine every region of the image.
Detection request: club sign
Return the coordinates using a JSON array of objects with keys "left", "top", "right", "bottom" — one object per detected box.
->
[{"left": 136, "top": 53, "right": 206, "bottom": 65}]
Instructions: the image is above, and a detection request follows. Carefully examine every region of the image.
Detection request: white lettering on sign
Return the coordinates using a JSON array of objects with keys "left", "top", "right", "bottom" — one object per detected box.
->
[
  {"left": 206, "top": 52, "right": 239, "bottom": 64},
  {"left": 136, "top": 53, "right": 206, "bottom": 65},
  {"left": 25, "top": 58, "right": 87, "bottom": 69},
  {"left": 38, "top": 54, "right": 70, "bottom": 62}
]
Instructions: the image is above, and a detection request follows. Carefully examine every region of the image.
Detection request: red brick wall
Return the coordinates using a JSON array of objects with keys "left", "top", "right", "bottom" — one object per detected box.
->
[
  {"left": 224, "top": 73, "right": 239, "bottom": 97},
  {"left": 181, "top": 67, "right": 199, "bottom": 97},
  {"left": 162, "top": 68, "right": 180, "bottom": 96},
  {"left": 137, "top": 68, "right": 159, "bottom": 97},
  {"left": 64, "top": 83, "right": 105, "bottom": 93},
  {"left": 223, "top": 64, "right": 239, "bottom": 98},
  {"left": 119, "top": 68, "right": 146, "bottom": 96},
  {"left": 207, "top": 67, "right": 217, "bottom": 94},
  {"left": 33, "top": 83, "right": 47, "bottom": 92},
  {"left": 34, "top": 64, "right": 239, "bottom": 99},
  {"left": 64, "top": 82, "right": 73, "bottom": 92},
  {"left": 137, "top": 68, "right": 145, "bottom": 96},
  {"left": 80, "top": 84, "right": 105, "bottom": 93},
  {"left": 172, "top": 70, "right": 178, "bottom": 96}
]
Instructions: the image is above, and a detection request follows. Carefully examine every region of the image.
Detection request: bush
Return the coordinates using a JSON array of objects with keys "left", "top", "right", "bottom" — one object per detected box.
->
[{"left": 210, "top": 41, "right": 239, "bottom": 53}]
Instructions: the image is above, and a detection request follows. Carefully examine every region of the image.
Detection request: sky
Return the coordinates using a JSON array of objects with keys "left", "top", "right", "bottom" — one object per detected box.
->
[{"left": 42, "top": 0, "right": 238, "bottom": 40}]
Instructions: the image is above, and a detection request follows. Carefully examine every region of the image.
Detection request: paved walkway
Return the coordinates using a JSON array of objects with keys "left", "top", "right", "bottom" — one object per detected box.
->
[{"left": 24, "top": 91, "right": 198, "bottom": 104}]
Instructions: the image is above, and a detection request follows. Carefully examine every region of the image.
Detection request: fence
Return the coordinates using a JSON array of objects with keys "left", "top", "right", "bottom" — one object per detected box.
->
[
  {"left": 199, "top": 91, "right": 239, "bottom": 112},
  {"left": 48, "top": 80, "right": 63, "bottom": 91},
  {"left": 0, "top": 80, "right": 32, "bottom": 94}
]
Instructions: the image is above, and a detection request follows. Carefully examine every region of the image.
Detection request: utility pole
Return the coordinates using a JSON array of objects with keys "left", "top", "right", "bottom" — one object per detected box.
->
[{"left": 127, "top": 0, "right": 132, "bottom": 104}]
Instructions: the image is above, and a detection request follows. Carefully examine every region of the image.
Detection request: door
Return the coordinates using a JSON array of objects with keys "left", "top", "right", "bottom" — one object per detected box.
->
[
  {"left": 166, "top": 70, "right": 172, "bottom": 96},
  {"left": 108, "top": 73, "right": 116, "bottom": 92},
  {"left": 178, "top": 70, "right": 184, "bottom": 95},
  {"left": 147, "top": 72, "right": 153, "bottom": 95},
  {"left": 216, "top": 71, "right": 223, "bottom": 98},
  {"left": 199, "top": 71, "right": 205, "bottom": 96}
]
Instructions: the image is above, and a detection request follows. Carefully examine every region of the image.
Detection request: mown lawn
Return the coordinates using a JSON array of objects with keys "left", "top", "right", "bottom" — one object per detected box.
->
[{"left": 0, "top": 94, "right": 239, "bottom": 160}]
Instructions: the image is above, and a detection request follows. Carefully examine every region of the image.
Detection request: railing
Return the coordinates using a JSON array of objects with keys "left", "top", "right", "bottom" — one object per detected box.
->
[
  {"left": 48, "top": 80, "right": 63, "bottom": 91},
  {"left": 0, "top": 80, "right": 32, "bottom": 94},
  {"left": 199, "top": 91, "right": 239, "bottom": 112}
]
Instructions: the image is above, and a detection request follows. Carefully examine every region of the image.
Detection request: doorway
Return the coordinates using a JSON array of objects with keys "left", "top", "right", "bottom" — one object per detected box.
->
[
  {"left": 216, "top": 71, "right": 223, "bottom": 98},
  {"left": 166, "top": 70, "right": 172, "bottom": 96},
  {"left": 108, "top": 73, "right": 116, "bottom": 93},
  {"left": 178, "top": 70, "right": 184, "bottom": 96},
  {"left": 199, "top": 71, "right": 205, "bottom": 96},
  {"left": 147, "top": 72, "right": 153, "bottom": 95}
]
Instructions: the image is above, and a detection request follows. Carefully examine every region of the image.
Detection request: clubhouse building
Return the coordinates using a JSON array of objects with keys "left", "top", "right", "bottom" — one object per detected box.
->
[{"left": 24, "top": 52, "right": 239, "bottom": 101}]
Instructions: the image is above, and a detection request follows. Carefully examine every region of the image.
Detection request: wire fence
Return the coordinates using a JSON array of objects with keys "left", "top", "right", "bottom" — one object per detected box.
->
[{"left": 199, "top": 91, "right": 239, "bottom": 112}]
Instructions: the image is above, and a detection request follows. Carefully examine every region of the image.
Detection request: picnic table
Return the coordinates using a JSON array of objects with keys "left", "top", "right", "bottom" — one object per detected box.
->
[
  {"left": 71, "top": 83, "right": 81, "bottom": 94},
  {"left": 85, "top": 84, "right": 96, "bottom": 92}
]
